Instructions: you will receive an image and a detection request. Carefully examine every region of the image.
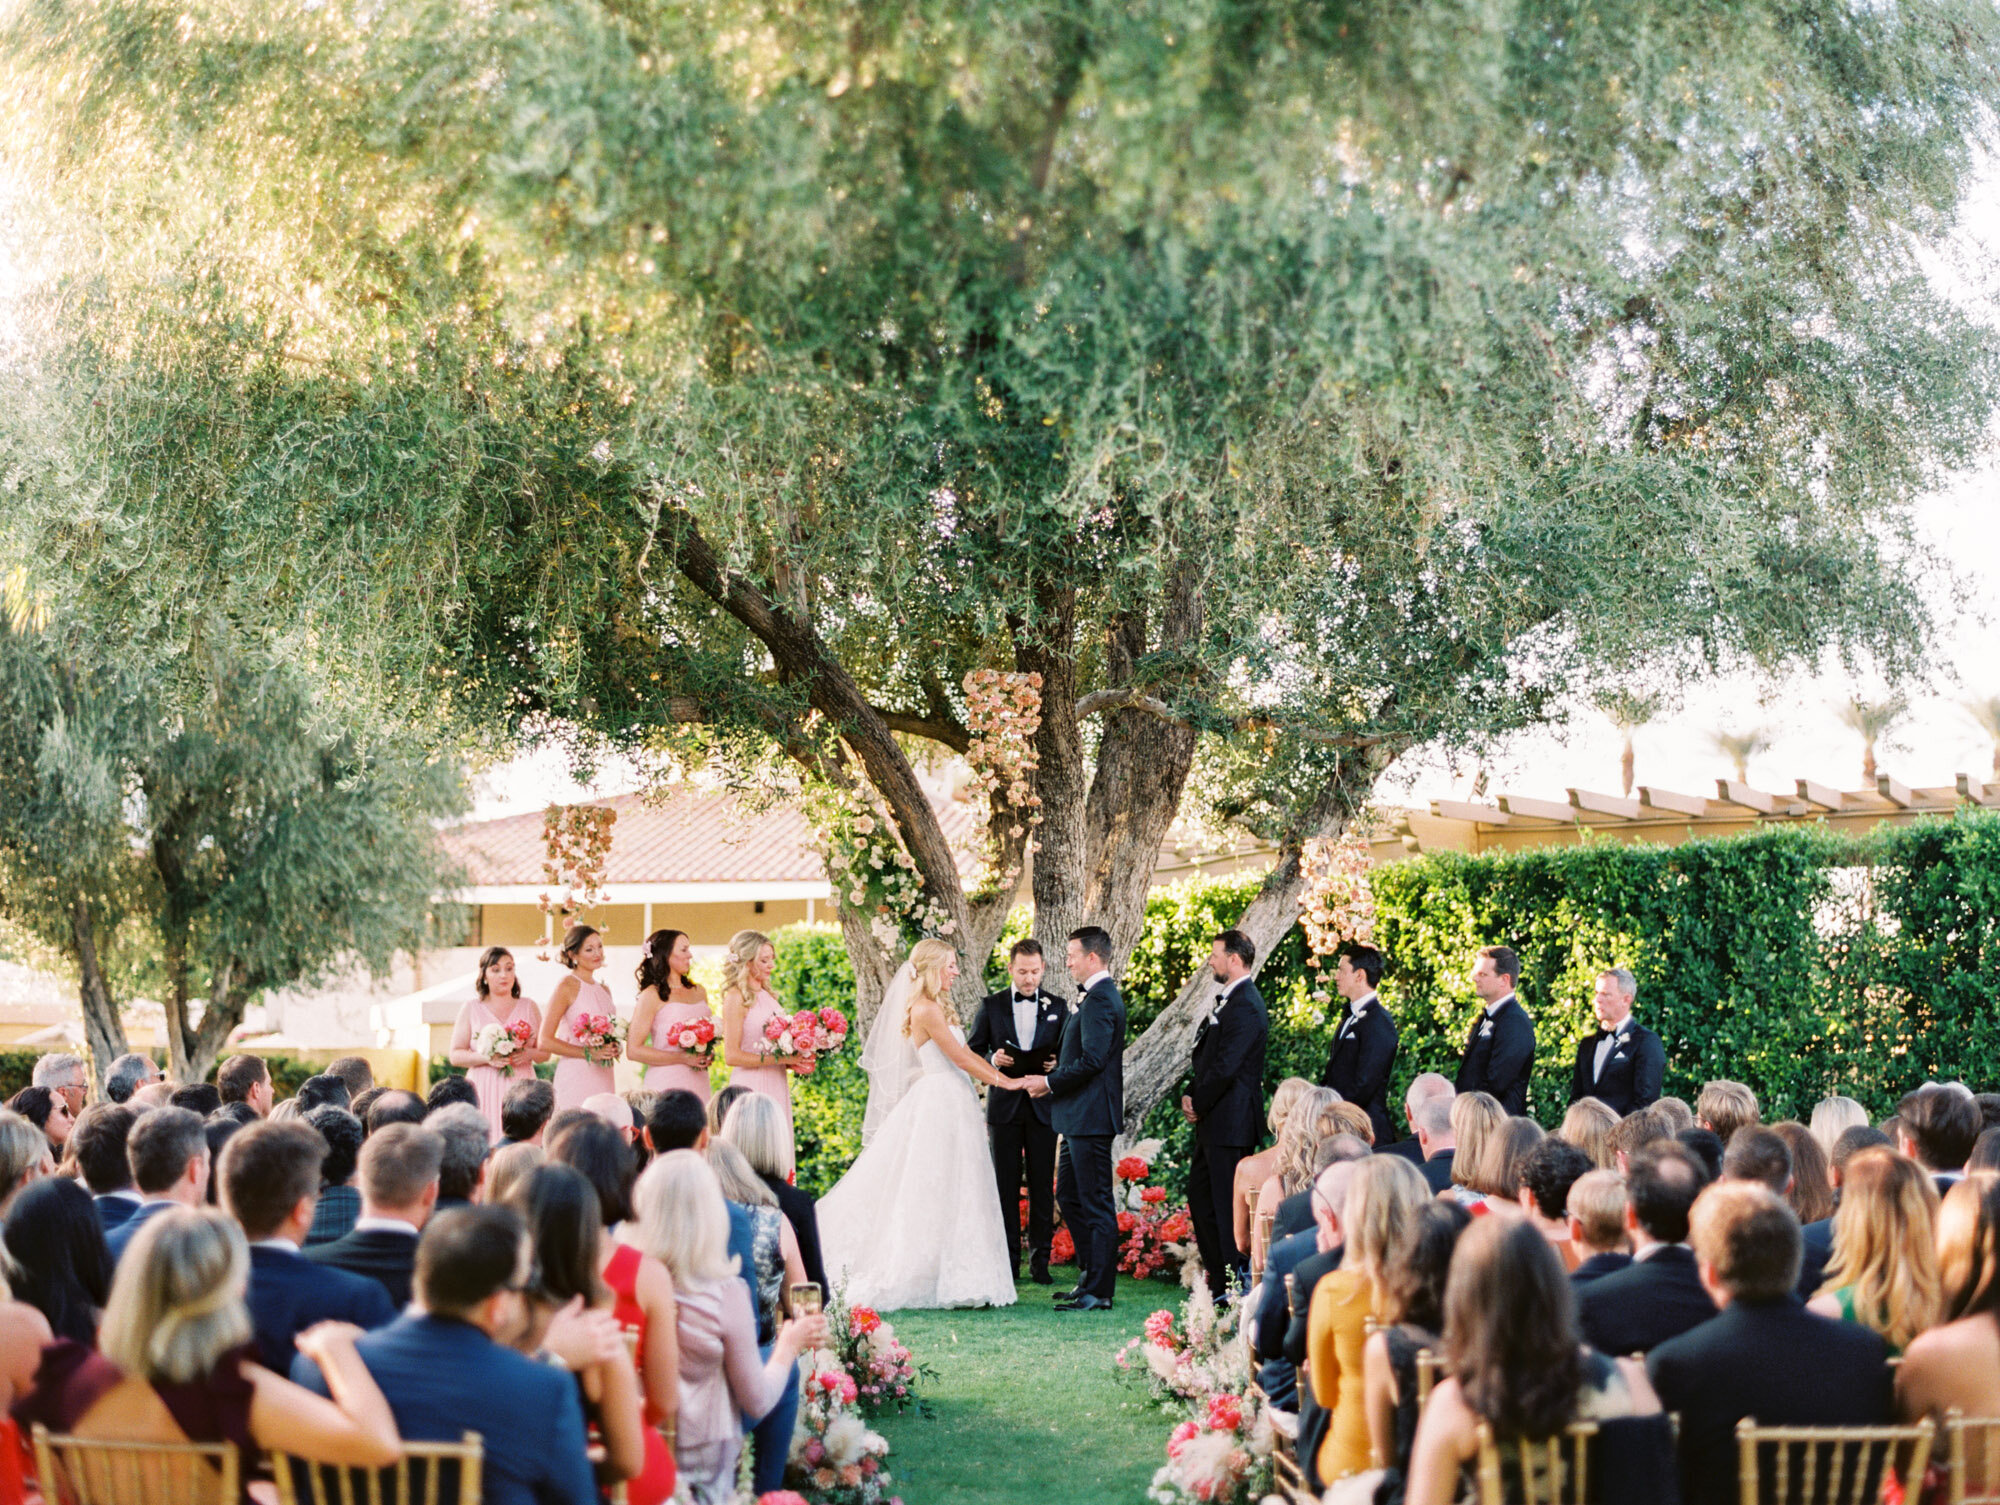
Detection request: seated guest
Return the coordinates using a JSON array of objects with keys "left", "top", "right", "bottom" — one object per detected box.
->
[
  {"left": 1253, "top": 1139, "right": 1370, "bottom": 1393},
  {"left": 350, "top": 1087, "right": 386, "bottom": 1127},
  {"left": 1978, "top": 1095, "right": 2000, "bottom": 1137},
  {"left": 325, "top": 1057, "right": 375, "bottom": 1103},
  {"left": 1651, "top": 1096, "right": 1695, "bottom": 1135},
  {"left": 1606, "top": 1106, "right": 1670, "bottom": 1174},
  {"left": 105, "top": 1107, "right": 209, "bottom": 1262},
  {"left": 206, "top": 1118, "right": 248, "bottom": 1200},
  {"left": 69, "top": 1103, "right": 140, "bottom": 1232},
  {"left": 723, "top": 1092, "right": 827, "bottom": 1291},
  {"left": 1649, "top": 1183, "right": 1893, "bottom": 1505},
  {"left": 170, "top": 1083, "right": 222, "bottom": 1119},
  {"left": 1722, "top": 1126, "right": 1792, "bottom": 1195},
  {"left": 1898, "top": 1177, "right": 2000, "bottom": 1473},
  {"left": 293, "top": 1074, "right": 351, "bottom": 1115},
  {"left": 127, "top": 1081, "right": 176, "bottom": 1112},
  {"left": 0, "top": 1265, "right": 53, "bottom": 1495},
  {"left": 1675, "top": 1126, "right": 1725, "bottom": 1182},
  {"left": 218, "top": 1121, "right": 394, "bottom": 1372},
  {"left": 292, "top": 1205, "right": 600, "bottom": 1505},
  {"left": 1233, "top": 1078, "right": 1314, "bottom": 1255},
  {"left": 1771, "top": 1121, "right": 1836, "bottom": 1224},
  {"left": 0, "top": 1110, "right": 50, "bottom": 1221},
  {"left": 427, "top": 1104, "right": 492, "bottom": 1210},
  {"left": 1805, "top": 1147, "right": 1939, "bottom": 1356},
  {"left": 1567, "top": 1169, "right": 1633, "bottom": 1285},
  {"left": 308, "top": 1124, "right": 443, "bottom": 1309},
  {"left": 304, "top": 1107, "right": 365, "bottom": 1247},
  {"left": 1577, "top": 1142, "right": 1716, "bottom": 1356},
  {"left": 1516, "top": 1139, "right": 1591, "bottom": 1269},
  {"left": 1308, "top": 1156, "right": 1430, "bottom": 1484},
  {"left": 500, "top": 1079, "right": 556, "bottom": 1148},
  {"left": 582, "top": 1093, "right": 639, "bottom": 1143},
  {"left": 425, "top": 1075, "right": 480, "bottom": 1115},
  {"left": 102, "top": 1052, "right": 162, "bottom": 1106},
  {"left": 640, "top": 1090, "right": 764, "bottom": 1327},
  {"left": 1286, "top": 1154, "right": 1365, "bottom": 1484},
  {"left": 1406, "top": 1218, "right": 1664, "bottom": 1505},
  {"left": 1411, "top": 1093, "right": 1458, "bottom": 1194},
  {"left": 1897, "top": 1082, "right": 1981, "bottom": 1195},
  {"left": 33, "top": 1053, "right": 87, "bottom": 1124},
  {"left": 365, "top": 1091, "right": 427, "bottom": 1137},
  {"left": 484, "top": 1142, "right": 543, "bottom": 1206},
  {"left": 8, "top": 1086, "right": 72, "bottom": 1158},
  {"left": 1557, "top": 1097, "right": 1618, "bottom": 1170},
  {"left": 13, "top": 1207, "right": 399, "bottom": 1481},
  {"left": 705, "top": 1085, "right": 750, "bottom": 1140},
  {"left": 2, "top": 1178, "right": 112, "bottom": 1344},
  {"left": 704, "top": 1137, "right": 807, "bottom": 1493},
  {"left": 216, "top": 1056, "right": 274, "bottom": 1119},
  {"left": 1252, "top": 1088, "right": 1343, "bottom": 1241},
  {"left": 1466, "top": 1116, "right": 1542, "bottom": 1211},
  {"left": 1360, "top": 1200, "right": 1469, "bottom": 1481},
  {"left": 1973, "top": 1126, "right": 2000, "bottom": 1176},
  {"left": 212, "top": 1101, "right": 262, "bottom": 1128},
  {"left": 1444, "top": 1092, "right": 1504, "bottom": 1208},
  {"left": 630, "top": 1153, "right": 824, "bottom": 1502},
  {"left": 1810, "top": 1095, "right": 1869, "bottom": 1155},
  {"left": 1695, "top": 1079, "right": 1759, "bottom": 1145}
]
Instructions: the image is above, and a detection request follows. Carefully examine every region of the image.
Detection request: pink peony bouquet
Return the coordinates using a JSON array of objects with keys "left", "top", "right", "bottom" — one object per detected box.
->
[
  {"left": 761, "top": 1007, "right": 852, "bottom": 1077},
  {"left": 472, "top": 1017, "right": 536, "bottom": 1065},
  {"left": 569, "top": 1011, "right": 626, "bottom": 1060},
  {"left": 665, "top": 1014, "right": 718, "bottom": 1062}
]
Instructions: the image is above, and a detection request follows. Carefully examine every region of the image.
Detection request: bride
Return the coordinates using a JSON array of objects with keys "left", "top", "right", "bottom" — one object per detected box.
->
[{"left": 817, "top": 937, "right": 1019, "bottom": 1310}]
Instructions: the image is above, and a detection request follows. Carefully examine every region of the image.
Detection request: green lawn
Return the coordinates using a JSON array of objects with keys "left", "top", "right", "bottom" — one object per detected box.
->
[{"left": 866, "top": 1267, "right": 1180, "bottom": 1505}]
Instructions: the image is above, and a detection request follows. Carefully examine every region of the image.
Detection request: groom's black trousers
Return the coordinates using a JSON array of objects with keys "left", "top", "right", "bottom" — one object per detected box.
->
[
  {"left": 991, "top": 1117, "right": 1057, "bottom": 1273},
  {"left": 1056, "top": 1133, "right": 1118, "bottom": 1301}
]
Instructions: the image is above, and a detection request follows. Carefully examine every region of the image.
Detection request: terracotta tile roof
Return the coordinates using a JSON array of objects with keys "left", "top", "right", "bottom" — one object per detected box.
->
[{"left": 444, "top": 782, "right": 984, "bottom": 887}]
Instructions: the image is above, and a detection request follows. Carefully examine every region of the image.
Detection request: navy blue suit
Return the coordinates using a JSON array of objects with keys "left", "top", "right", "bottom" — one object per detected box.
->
[
  {"left": 94, "top": 1193, "right": 141, "bottom": 1236},
  {"left": 104, "top": 1199, "right": 176, "bottom": 1264},
  {"left": 292, "top": 1312, "right": 598, "bottom": 1505},
  {"left": 247, "top": 1244, "right": 395, "bottom": 1375},
  {"left": 1049, "top": 973, "right": 1126, "bottom": 1303}
]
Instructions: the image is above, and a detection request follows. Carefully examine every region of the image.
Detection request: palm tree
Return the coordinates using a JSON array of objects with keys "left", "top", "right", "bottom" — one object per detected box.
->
[
  {"left": 1709, "top": 726, "right": 1773, "bottom": 784},
  {"left": 1834, "top": 696, "right": 1908, "bottom": 785},
  {"left": 1962, "top": 694, "right": 2000, "bottom": 777},
  {"left": 1597, "top": 690, "right": 1666, "bottom": 796}
]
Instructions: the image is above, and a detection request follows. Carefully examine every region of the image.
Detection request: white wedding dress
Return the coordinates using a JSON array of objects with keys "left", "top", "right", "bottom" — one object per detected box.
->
[{"left": 817, "top": 991, "right": 1018, "bottom": 1311}]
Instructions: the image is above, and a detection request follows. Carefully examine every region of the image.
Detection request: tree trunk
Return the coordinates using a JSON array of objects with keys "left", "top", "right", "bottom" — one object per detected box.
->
[
  {"left": 69, "top": 899, "right": 128, "bottom": 1094},
  {"left": 835, "top": 894, "right": 897, "bottom": 1037},
  {"left": 162, "top": 931, "right": 196, "bottom": 1084},
  {"left": 1619, "top": 736, "right": 1635, "bottom": 797},
  {"left": 183, "top": 959, "right": 238, "bottom": 1084},
  {"left": 1018, "top": 588, "right": 1089, "bottom": 988}
]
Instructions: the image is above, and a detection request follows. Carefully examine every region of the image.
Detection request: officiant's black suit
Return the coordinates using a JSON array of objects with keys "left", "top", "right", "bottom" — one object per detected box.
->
[
  {"left": 1048, "top": 972, "right": 1126, "bottom": 1304},
  {"left": 968, "top": 984, "right": 1066, "bottom": 1278},
  {"left": 1187, "top": 976, "right": 1267, "bottom": 1296}
]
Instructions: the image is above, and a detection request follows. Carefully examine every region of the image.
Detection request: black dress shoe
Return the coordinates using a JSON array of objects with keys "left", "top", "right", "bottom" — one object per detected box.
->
[
  {"left": 1029, "top": 1262, "right": 1054, "bottom": 1286},
  {"left": 1056, "top": 1286, "right": 1083, "bottom": 1301},
  {"left": 1057, "top": 1294, "right": 1113, "bottom": 1312}
]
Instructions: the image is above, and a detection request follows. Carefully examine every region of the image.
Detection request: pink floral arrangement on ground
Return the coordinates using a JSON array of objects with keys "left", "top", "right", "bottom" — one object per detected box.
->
[
  {"left": 785, "top": 1283, "right": 915, "bottom": 1505},
  {"left": 666, "top": 1014, "right": 718, "bottom": 1061},
  {"left": 1117, "top": 1286, "right": 1275, "bottom": 1505},
  {"left": 1149, "top": 1389, "right": 1274, "bottom": 1505},
  {"left": 835, "top": 1304, "right": 929, "bottom": 1416},
  {"left": 761, "top": 1007, "right": 851, "bottom": 1076}
]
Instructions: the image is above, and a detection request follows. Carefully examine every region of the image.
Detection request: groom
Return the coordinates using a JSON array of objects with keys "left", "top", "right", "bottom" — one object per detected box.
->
[{"left": 1026, "top": 925, "right": 1125, "bottom": 1313}]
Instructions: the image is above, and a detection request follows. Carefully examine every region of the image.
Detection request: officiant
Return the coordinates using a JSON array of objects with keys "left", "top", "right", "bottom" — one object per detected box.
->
[{"left": 969, "top": 938, "right": 1068, "bottom": 1285}]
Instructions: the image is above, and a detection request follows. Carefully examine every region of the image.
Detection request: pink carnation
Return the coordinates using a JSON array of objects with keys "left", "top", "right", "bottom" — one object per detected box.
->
[
  {"left": 758, "top": 1494, "right": 811, "bottom": 1505},
  {"left": 1167, "top": 1420, "right": 1199, "bottom": 1459}
]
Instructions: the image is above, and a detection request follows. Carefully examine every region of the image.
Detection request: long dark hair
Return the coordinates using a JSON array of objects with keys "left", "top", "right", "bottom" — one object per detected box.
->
[
  {"left": 1381, "top": 1199, "right": 1471, "bottom": 1334},
  {"left": 559, "top": 925, "right": 600, "bottom": 971},
  {"left": 547, "top": 1116, "right": 636, "bottom": 1228},
  {"left": 507, "top": 1163, "right": 607, "bottom": 1308},
  {"left": 1940, "top": 1176, "right": 2000, "bottom": 1323},
  {"left": 1445, "top": 1216, "right": 1584, "bottom": 1440},
  {"left": 476, "top": 947, "right": 521, "bottom": 1000},
  {"left": 7, "top": 1087, "right": 55, "bottom": 1133},
  {"left": 636, "top": 929, "right": 691, "bottom": 995},
  {"left": 3, "top": 1176, "right": 112, "bottom": 1344}
]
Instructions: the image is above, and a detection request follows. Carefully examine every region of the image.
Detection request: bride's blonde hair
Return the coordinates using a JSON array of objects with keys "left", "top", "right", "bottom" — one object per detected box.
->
[
  {"left": 902, "top": 938, "right": 960, "bottom": 1034},
  {"left": 721, "top": 929, "right": 770, "bottom": 1000}
]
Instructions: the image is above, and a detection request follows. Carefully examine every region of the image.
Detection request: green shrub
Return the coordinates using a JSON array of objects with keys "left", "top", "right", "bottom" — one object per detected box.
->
[
  {"left": 772, "top": 924, "right": 872, "bottom": 1196},
  {"left": 0, "top": 1050, "right": 46, "bottom": 1099}
]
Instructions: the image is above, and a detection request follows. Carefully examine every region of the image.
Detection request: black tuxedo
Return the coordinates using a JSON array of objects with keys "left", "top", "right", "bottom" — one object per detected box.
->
[
  {"left": 1454, "top": 994, "right": 1536, "bottom": 1116},
  {"left": 1797, "top": 1216, "right": 1833, "bottom": 1299},
  {"left": 1188, "top": 977, "right": 1268, "bottom": 1295},
  {"left": 307, "top": 1224, "right": 421, "bottom": 1309},
  {"left": 1321, "top": 995, "right": 1399, "bottom": 1147},
  {"left": 1577, "top": 1245, "right": 1716, "bottom": 1356},
  {"left": 1649, "top": 1299, "right": 1893, "bottom": 1505},
  {"left": 1571, "top": 1251, "right": 1634, "bottom": 1286},
  {"left": 968, "top": 986, "right": 1067, "bottom": 1274},
  {"left": 1568, "top": 1020, "right": 1666, "bottom": 1116},
  {"left": 1418, "top": 1148, "right": 1456, "bottom": 1194},
  {"left": 1049, "top": 973, "right": 1126, "bottom": 1302}
]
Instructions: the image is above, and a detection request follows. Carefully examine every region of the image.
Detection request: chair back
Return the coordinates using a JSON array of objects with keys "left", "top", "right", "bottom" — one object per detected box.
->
[
  {"left": 1474, "top": 1420, "right": 1598, "bottom": 1505},
  {"left": 1947, "top": 1410, "right": 2000, "bottom": 1505},
  {"left": 1734, "top": 1418, "right": 1935, "bottom": 1505},
  {"left": 31, "top": 1424, "right": 240, "bottom": 1505},
  {"left": 1252, "top": 1209, "right": 1277, "bottom": 1283},
  {"left": 1416, "top": 1347, "right": 1440, "bottom": 1409},
  {"left": 269, "top": 1435, "right": 485, "bottom": 1505}
]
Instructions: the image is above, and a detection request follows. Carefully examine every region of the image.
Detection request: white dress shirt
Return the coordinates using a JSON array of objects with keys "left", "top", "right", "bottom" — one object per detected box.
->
[
  {"left": 351, "top": 1215, "right": 421, "bottom": 1238},
  {"left": 1593, "top": 1022, "right": 1630, "bottom": 1080}
]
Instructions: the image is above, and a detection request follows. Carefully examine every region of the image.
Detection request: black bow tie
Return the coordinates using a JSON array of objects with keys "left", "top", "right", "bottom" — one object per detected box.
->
[{"left": 1015, "top": 993, "right": 1036, "bottom": 1006}]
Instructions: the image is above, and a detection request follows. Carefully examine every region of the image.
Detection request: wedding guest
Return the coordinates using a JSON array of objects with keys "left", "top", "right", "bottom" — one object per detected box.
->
[
  {"left": 1406, "top": 1218, "right": 1664, "bottom": 1505},
  {"left": 641, "top": 1090, "right": 764, "bottom": 1327},
  {"left": 1810, "top": 1095, "right": 1869, "bottom": 1155},
  {"left": 0, "top": 1266, "right": 52, "bottom": 1505},
  {"left": 14, "top": 1208, "right": 401, "bottom": 1488},
  {"left": 1452, "top": 946, "right": 1535, "bottom": 1116},
  {"left": 1649, "top": 1183, "right": 1893, "bottom": 1505},
  {"left": 706, "top": 1085, "right": 750, "bottom": 1140},
  {"left": 127, "top": 1081, "right": 175, "bottom": 1112},
  {"left": 1183, "top": 928, "right": 1270, "bottom": 1297},
  {"left": 1973, "top": 1126, "right": 2000, "bottom": 1175},
  {"left": 2, "top": 1177, "right": 112, "bottom": 1344},
  {"left": 1444, "top": 1091, "right": 1504, "bottom": 1207},
  {"left": 270, "top": 1100, "right": 304, "bottom": 1122},
  {"left": 32, "top": 1054, "right": 88, "bottom": 1120},
  {"left": 426, "top": 1075, "right": 479, "bottom": 1114},
  {"left": 1897, "top": 1177, "right": 2000, "bottom": 1463},
  {"left": 1675, "top": 1125, "right": 1725, "bottom": 1182},
  {"left": 1806, "top": 1147, "right": 1939, "bottom": 1355},
  {"left": 365, "top": 1091, "right": 427, "bottom": 1136},
  {"left": 428, "top": 1103, "right": 492, "bottom": 1210},
  {"left": 1772, "top": 1120, "right": 1836, "bottom": 1224},
  {"left": 1557, "top": 1097, "right": 1618, "bottom": 1170},
  {"left": 105, "top": 1107, "right": 209, "bottom": 1262},
  {"left": 1287, "top": 1152, "right": 1368, "bottom": 1480},
  {"left": 1721, "top": 1126, "right": 1792, "bottom": 1196},
  {"left": 1576, "top": 1141, "right": 1715, "bottom": 1356},
  {"left": 568, "top": 1133, "right": 682, "bottom": 1456},
  {"left": 1468, "top": 1116, "right": 1544, "bottom": 1208},
  {"left": 1251, "top": 1138, "right": 1367, "bottom": 1410},
  {"left": 1517, "top": 1138, "right": 1591, "bottom": 1269},
  {"left": 448, "top": 946, "right": 548, "bottom": 1142},
  {"left": 290, "top": 1205, "right": 603, "bottom": 1505},
  {"left": 217, "top": 1121, "right": 394, "bottom": 1371},
  {"left": 507, "top": 1164, "right": 668, "bottom": 1503},
  {"left": 1361, "top": 1200, "right": 1470, "bottom": 1485},
  {"left": 102, "top": 1052, "right": 162, "bottom": 1105},
  {"left": 1695, "top": 1079, "right": 1758, "bottom": 1144},
  {"left": 1651, "top": 1097, "right": 1695, "bottom": 1134},
  {"left": 1275, "top": 1103, "right": 1373, "bottom": 1240},
  {"left": 970, "top": 938, "right": 1066, "bottom": 1285},
  {"left": 171, "top": 1083, "right": 222, "bottom": 1118},
  {"left": 630, "top": 1152, "right": 824, "bottom": 1504},
  {"left": 307, "top": 1123, "right": 443, "bottom": 1308},
  {"left": 70, "top": 1103, "right": 141, "bottom": 1232},
  {"left": 704, "top": 1136, "right": 805, "bottom": 1493},
  {"left": 1897, "top": 1082, "right": 1981, "bottom": 1194},
  {"left": 583, "top": 1092, "right": 639, "bottom": 1143},
  {"left": 540, "top": 924, "right": 621, "bottom": 1115},
  {"left": 1566, "top": 968, "right": 1664, "bottom": 1116},
  {"left": 1308, "top": 1156, "right": 1430, "bottom": 1483},
  {"left": 719, "top": 930, "right": 799, "bottom": 1141},
  {"left": 216, "top": 1055, "right": 274, "bottom": 1119},
  {"left": 212, "top": 1101, "right": 262, "bottom": 1129},
  {"left": 326, "top": 1058, "right": 375, "bottom": 1102},
  {"left": 7, "top": 1085, "right": 72, "bottom": 1155},
  {"left": 206, "top": 1118, "right": 247, "bottom": 1201},
  {"left": 1805, "top": 1124, "right": 1894, "bottom": 1288},
  {"left": 1567, "top": 1169, "right": 1633, "bottom": 1284},
  {"left": 1251, "top": 1086, "right": 1341, "bottom": 1251},
  {"left": 1321, "top": 943, "right": 1399, "bottom": 1149},
  {"left": 1606, "top": 1105, "right": 1669, "bottom": 1172},
  {"left": 1979, "top": 1094, "right": 2000, "bottom": 1135},
  {"left": 722, "top": 1092, "right": 827, "bottom": 1291},
  {"left": 500, "top": 1078, "right": 556, "bottom": 1148},
  {"left": 628, "top": 929, "right": 716, "bottom": 1106},
  {"left": 1411, "top": 1094, "right": 1457, "bottom": 1194},
  {"left": 1378, "top": 1073, "right": 1454, "bottom": 1166},
  {"left": 484, "top": 1142, "right": 542, "bottom": 1205},
  {"left": 303, "top": 1106, "right": 365, "bottom": 1247},
  {"left": 294, "top": 1074, "right": 351, "bottom": 1115}
]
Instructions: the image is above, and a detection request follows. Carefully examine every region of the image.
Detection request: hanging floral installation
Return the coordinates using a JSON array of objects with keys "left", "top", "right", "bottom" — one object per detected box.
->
[
  {"left": 535, "top": 803, "right": 617, "bottom": 959},
  {"left": 1296, "top": 826, "right": 1376, "bottom": 1002}
]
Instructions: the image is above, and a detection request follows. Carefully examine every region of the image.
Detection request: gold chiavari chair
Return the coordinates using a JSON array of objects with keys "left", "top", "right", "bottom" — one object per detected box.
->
[
  {"left": 269, "top": 1434, "right": 485, "bottom": 1505},
  {"left": 1474, "top": 1420, "right": 1599, "bottom": 1505},
  {"left": 1415, "top": 1347, "right": 1440, "bottom": 1410},
  {"left": 1734, "top": 1417, "right": 1935, "bottom": 1505},
  {"left": 1945, "top": 1409, "right": 2000, "bottom": 1505},
  {"left": 31, "top": 1426, "right": 240, "bottom": 1505}
]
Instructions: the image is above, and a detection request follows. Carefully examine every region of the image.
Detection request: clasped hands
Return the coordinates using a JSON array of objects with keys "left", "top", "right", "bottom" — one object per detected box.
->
[{"left": 993, "top": 1049, "right": 1052, "bottom": 1097}]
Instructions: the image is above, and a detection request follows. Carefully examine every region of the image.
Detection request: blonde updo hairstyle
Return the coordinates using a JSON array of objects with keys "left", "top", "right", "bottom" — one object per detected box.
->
[
  {"left": 721, "top": 930, "right": 773, "bottom": 1001},
  {"left": 903, "top": 938, "right": 961, "bottom": 1035}
]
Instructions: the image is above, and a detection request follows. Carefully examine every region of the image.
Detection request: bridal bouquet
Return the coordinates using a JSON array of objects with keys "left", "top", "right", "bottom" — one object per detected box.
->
[
  {"left": 665, "top": 1014, "right": 718, "bottom": 1062},
  {"left": 472, "top": 1017, "right": 536, "bottom": 1065},
  {"left": 760, "top": 1007, "right": 851, "bottom": 1077},
  {"left": 570, "top": 1012, "right": 626, "bottom": 1060}
]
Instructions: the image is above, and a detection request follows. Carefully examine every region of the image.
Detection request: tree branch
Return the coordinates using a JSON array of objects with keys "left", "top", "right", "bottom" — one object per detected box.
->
[
  {"left": 871, "top": 708, "right": 972, "bottom": 754},
  {"left": 1074, "top": 687, "right": 1400, "bottom": 749}
]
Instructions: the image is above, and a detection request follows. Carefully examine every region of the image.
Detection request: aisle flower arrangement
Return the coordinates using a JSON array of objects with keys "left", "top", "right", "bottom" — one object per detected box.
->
[
  {"left": 1115, "top": 1283, "right": 1277, "bottom": 1505},
  {"left": 1032, "top": 1138, "right": 1200, "bottom": 1285},
  {"left": 770, "top": 1282, "right": 931, "bottom": 1505},
  {"left": 830, "top": 1292, "right": 932, "bottom": 1417}
]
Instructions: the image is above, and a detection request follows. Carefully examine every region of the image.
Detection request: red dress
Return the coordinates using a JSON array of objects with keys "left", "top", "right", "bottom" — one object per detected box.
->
[{"left": 602, "top": 1243, "right": 676, "bottom": 1505}]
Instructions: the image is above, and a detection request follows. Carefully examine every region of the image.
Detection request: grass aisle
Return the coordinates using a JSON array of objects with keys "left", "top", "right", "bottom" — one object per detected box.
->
[{"left": 866, "top": 1267, "right": 1173, "bottom": 1505}]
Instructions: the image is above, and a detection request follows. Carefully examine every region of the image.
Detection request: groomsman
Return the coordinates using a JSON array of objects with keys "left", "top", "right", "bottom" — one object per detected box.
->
[
  {"left": 1180, "top": 929, "right": 1268, "bottom": 1299},
  {"left": 1320, "top": 944, "right": 1399, "bottom": 1148},
  {"left": 1567, "top": 967, "right": 1665, "bottom": 1116},
  {"left": 968, "top": 938, "right": 1067, "bottom": 1284},
  {"left": 1454, "top": 945, "right": 1536, "bottom": 1115}
]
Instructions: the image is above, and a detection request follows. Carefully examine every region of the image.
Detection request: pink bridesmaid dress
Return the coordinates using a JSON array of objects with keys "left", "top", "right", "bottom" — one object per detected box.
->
[
  {"left": 728, "top": 993, "right": 793, "bottom": 1134},
  {"left": 467, "top": 994, "right": 542, "bottom": 1143},
  {"left": 552, "top": 977, "right": 619, "bottom": 1113},
  {"left": 645, "top": 996, "right": 715, "bottom": 1104}
]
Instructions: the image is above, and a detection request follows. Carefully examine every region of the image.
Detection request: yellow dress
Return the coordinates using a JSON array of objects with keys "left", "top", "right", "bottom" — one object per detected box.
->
[{"left": 1308, "top": 1266, "right": 1375, "bottom": 1483}]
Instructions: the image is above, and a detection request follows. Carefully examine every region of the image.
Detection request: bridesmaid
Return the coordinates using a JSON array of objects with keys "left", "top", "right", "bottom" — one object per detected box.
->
[
  {"left": 719, "top": 930, "right": 803, "bottom": 1140},
  {"left": 447, "top": 947, "right": 550, "bottom": 1143},
  {"left": 628, "top": 929, "right": 715, "bottom": 1106},
  {"left": 539, "top": 924, "right": 621, "bottom": 1113}
]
